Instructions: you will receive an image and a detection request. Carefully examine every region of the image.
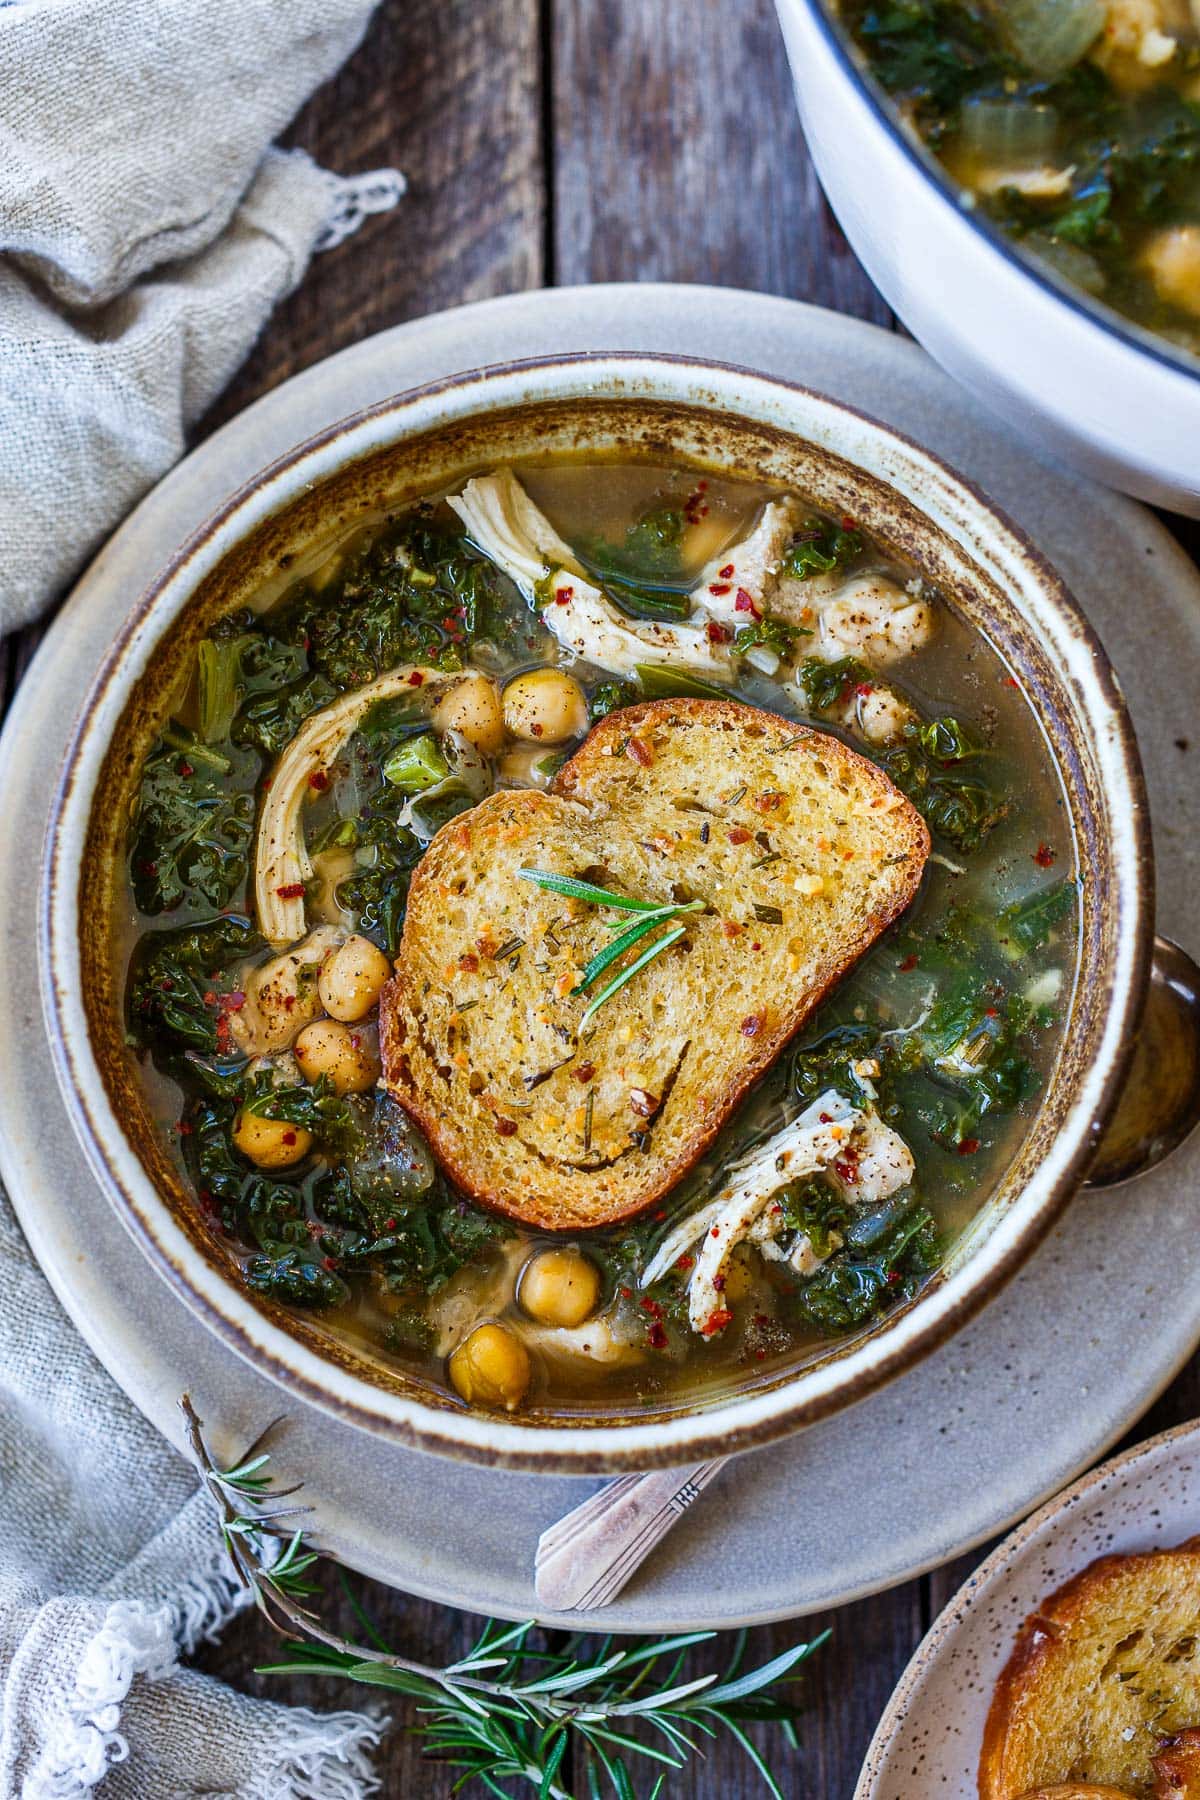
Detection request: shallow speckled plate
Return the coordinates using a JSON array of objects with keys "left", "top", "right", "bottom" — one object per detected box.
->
[
  {"left": 856, "top": 1418, "right": 1200, "bottom": 1797},
  {"left": 6, "top": 285, "right": 1200, "bottom": 1629}
]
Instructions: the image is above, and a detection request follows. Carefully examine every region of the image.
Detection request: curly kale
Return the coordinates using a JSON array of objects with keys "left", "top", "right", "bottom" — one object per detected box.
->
[
  {"left": 128, "top": 915, "right": 263, "bottom": 1056},
  {"left": 129, "top": 725, "right": 257, "bottom": 914},
  {"left": 782, "top": 517, "right": 864, "bottom": 580},
  {"left": 791, "top": 1198, "right": 940, "bottom": 1333},
  {"left": 877, "top": 717, "right": 1010, "bottom": 853}
]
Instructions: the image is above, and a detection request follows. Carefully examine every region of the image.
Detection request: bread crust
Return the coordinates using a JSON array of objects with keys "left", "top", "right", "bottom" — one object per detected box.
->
[
  {"left": 380, "top": 698, "right": 929, "bottom": 1231},
  {"left": 980, "top": 1539, "right": 1200, "bottom": 1800}
]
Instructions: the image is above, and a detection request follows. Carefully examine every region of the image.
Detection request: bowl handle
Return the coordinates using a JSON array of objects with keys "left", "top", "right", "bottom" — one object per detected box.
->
[{"left": 1085, "top": 934, "right": 1200, "bottom": 1189}]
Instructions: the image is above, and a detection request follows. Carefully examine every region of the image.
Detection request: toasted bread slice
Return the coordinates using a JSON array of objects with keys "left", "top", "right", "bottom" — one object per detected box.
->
[
  {"left": 1154, "top": 1728, "right": 1200, "bottom": 1797},
  {"left": 380, "top": 698, "right": 928, "bottom": 1231},
  {"left": 981, "top": 1541, "right": 1200, "bottom": 1800},
  {"left": 1012, "top": 1788, "right": 1138, "bottom": 1798}
]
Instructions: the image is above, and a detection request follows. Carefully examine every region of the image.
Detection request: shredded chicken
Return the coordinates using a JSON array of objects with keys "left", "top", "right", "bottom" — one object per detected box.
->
[
  {"left": 690, "top": 496, "right": 804, "bottom": 623},
  {"left": 972, "top": 164, "right": 1077, "bottom": 200},
  {"left": 254, "top": 665, "right": 445, "bottom": 946},
  {"left": 640, "top": 1091, "right": 917, "bottom": 1337},
  {"left": 228, "top": 926, "right": 346, "bottom": 1056},
  {"left": 448, "top": 468, "right": 734, "bottom": 680},
  {"left": 1092, "top": 0, "right": 1183, "bottom": 84}
]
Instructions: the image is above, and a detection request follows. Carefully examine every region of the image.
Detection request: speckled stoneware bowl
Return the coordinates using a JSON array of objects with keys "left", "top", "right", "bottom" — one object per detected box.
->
[
  {"left": 40, "top": 353, "right": 1151, "bottom": 1472},
  {"left": 856, "top": 1417, "right": 1200, "bottom": 1797}
]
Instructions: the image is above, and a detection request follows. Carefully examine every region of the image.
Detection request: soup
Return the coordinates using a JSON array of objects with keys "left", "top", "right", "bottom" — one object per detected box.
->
[
  {"left": 836, "top": 0, "right": 1200, "bottom": 356},
  {"left": 121, "top": 459, "right": 1077, "bottom": 1418}
]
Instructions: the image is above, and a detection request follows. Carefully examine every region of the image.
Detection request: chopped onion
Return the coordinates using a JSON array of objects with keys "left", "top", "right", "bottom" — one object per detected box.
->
[
  {"left": 988, "top": 0, "right": 1105, "bottom": 76},
  {"left": 961, "top": 97, "right": 1058, "bottom": 166}
]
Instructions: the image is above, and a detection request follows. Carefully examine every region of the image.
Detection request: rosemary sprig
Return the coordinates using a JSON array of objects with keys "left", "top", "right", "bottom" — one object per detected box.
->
[
  {"left": 575, "top": 901, "right": 704, "bottom": 994},
  {"left": 182, "top": 1396, "right": 827, "bottom": 1800},
  {"left": 579, "top": 925, "right": 686, "bottom": 1029},
  {"left": 518, "top": 870, "right": 666, "bottom": 911}
]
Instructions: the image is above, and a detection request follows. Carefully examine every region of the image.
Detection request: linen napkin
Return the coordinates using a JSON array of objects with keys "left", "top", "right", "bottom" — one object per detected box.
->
[
  {"left": 0, "top": 1187, "right": 384, "bottom": 1798},
  {"left": 0, "top": 0, "right": 407, "bottom": 1790},
  {"left": 0, "top": 0, "right": 405, "bottom": 632}
]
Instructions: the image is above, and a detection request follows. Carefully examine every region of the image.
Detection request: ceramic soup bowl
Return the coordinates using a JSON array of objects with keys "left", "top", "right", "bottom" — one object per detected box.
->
[
  {"left": 773, "top": 0, "right": 1200, "bottom": 516},
  {"left": 40, "top": 354, "right": 1168, "bottom": 1471}
]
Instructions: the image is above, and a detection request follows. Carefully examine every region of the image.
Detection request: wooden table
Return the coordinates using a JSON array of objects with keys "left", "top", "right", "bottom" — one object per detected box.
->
[{"left": 14, "top": 2, "right": 1199, "bottom": 1793}]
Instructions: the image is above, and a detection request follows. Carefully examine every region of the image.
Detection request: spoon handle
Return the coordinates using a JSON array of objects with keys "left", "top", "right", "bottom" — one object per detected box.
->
[{"left": 534, "top": 1458, "right": 728, "bottom": 1612}]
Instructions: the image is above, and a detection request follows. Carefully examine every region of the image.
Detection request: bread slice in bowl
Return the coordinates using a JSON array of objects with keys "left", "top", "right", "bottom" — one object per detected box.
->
[{"left": 380, "top": 697, "right": 929, "bottom": 1231}]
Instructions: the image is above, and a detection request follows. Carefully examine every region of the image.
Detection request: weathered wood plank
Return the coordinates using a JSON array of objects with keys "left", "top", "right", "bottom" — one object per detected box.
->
[
  {"left": 550, "top": 0, "right": 892, "bottom": 322},
  {"left": 199, "top": 0, "right": 546, "bottom": 441}
]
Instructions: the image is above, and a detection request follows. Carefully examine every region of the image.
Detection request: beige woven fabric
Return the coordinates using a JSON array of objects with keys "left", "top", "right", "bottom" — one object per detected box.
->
[{"left": 0, "top": 0, "right": 404, "bottom": 631}]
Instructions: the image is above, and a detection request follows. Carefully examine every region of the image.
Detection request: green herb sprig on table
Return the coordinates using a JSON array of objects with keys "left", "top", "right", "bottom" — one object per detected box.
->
[{"left": 182, "top": 1397, "right": 827, "bottom": 1800}]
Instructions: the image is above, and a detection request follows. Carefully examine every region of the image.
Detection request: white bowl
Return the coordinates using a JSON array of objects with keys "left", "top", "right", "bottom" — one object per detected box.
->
[
  {"left": 41, "top": 353, "right": 1150, "bottom": 1471},
  {"left": 774, "top": 0, "right": 1200, "bottom": 515}
]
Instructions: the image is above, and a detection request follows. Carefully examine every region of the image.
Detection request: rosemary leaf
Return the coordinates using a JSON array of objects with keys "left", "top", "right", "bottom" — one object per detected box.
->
[
  {"left": 578, "top": 925, "right": 686, "bottom": 1029},
  {"left": 576, "top": 902, "right": 703, "bottom": 992},
  {"left": 518, "top": 868, "right": 663, "bottom": 911}
]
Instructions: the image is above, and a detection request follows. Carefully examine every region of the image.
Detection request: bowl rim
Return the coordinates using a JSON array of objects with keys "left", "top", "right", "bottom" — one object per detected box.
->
[
  {"left": 786, "top": 0, "right": 1200, "bottom": 389},
  {"left": 39, "top": 349, "right": 1154, "bottom": 1471}
]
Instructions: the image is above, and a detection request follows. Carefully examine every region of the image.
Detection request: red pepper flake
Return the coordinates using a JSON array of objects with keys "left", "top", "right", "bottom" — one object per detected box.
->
[
  {"left": 855, "top": 682, "right": 874, "bottom": 698},
  {"left": 308, "top": 770, "right": 330, "bottom": 792},
  {"left": 985, "top": 1006, "right": 999, "bottom": 1018},
  {"left": 647, "top": 1322, "right": 669, "bottom": 1350},
  {"left": 384, "top": 1218, "right": 397, "bottom": 1231},
  {"left": 407, "top": 670, "right": 425, "bottom": 686},
  {"left": 178, "top": 1120, "right": 193, "bottom": 1137},
  {"left": 718, "top": 563, "right": 735, "bottom": 579},
  {"left": 898, "top": 953, "right": 919, "bottom": 972},
  {"left": 706, "top": 622, "right": 732, "bottom": 644},
  {"left": 1033, "top": 843, "right": 1056, "bottom": 868},
  {"left": 574, "top": 1062, "right": 595, "bottom": 1083},
  {"left": 841, "top": 515, "right": 857, "bottom": 530},
  {"left": 275, "top": 882, "right": 306, "bottom": 899},
  {"left": 138, "top": 859, "right": 158, "bottom": 877},
  {"left": 751, "top": 942, "right": 761, "bottom": 952},
  {"left": 722, "top": 919, "right": 744, "bottom": 939},
  {"left": 734, "top": 587, "right": 760, "bottom": 618},
  {"left": 741, "top": 1013, "right": 764, "bottom": 1037},
  {"left": 640, "top": 1296, "right": 664, "bottom": 1318},
  {"left": 629, "top": 1088, "right": 659, "bottom": 1117},
  {"left": 710, "top": 1226, "right": 722, "bottom": 1239},
  {"left": 223, "top": 991, "right": 246, "bottom": 1013},
  {"left": 750, "top": 791, "right": 781, "bottom": 813},
  {"left": 283, "top": 995, "right": 296, "bottom": 1012},
  {"left": 322, "top": 1255, "right": 337, "bottom": 1271},
  {"left": 1002, "top": 675, "right": 1020, "bottom": 689},
  {"left": 708, "top": 582, "right": 732, "bottom": 598},
  {"left": 554, "top": 585, "right": 575, "bottom": 606},
  {"left": 675, "top": 1253, "right": 695, "bottom": 1271},
  {"left": 819, "top": 1111, "right": 832, "bottom": 1123},
  {"left": 728, "top": 826, "right": 751, "bottom": 845},
  {"left": 957, "top": 1137, "right": 981, "bottom": 1156},
  {"left": 458, "top": 953, "right": 479, "bottom": 973},
  {"left": 495, "top": 1118, "right": 518, "bottom": 1137},
  {"left": 834, "top": 1152, "right": 860, "bottom": 1184},
  {"left": 886, "top": 1269, "right": 903, "bottom": 1286},
  {"left": 627, "top": 736, "right": 654, "bottom": 768},
  {"left": 177, "top": 760, "right": 194, "bottom": 778},
  {"left": 700, "top": 1309, "right": 733, "bottom": 1337},
  {"left": 654, "top": 1209, "right": 666, "bottom": 1220},
  {"left": 281, "top": 1131, "right": 297, "bottom": 1146},
  {"left": 712, "top": 1274, "right": 726, "bottom": 1293},
  {"left": 619, "top": 1285, "right": 633, "bottom": 1299}
]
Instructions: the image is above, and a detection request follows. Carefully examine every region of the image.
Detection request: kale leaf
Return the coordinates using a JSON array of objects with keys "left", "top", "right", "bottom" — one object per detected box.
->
[
  {"left": 129, "top": 724, "right": 257, "bottom": 914},
  {"left": 877, "top": 717, "right": 1010, "bottom": 852},
  {"left": 128, "top": 915, "right": 262, "bottom": 1055},
  {"left": 791, "top": 1198, "right": 940, "bottom": 1332},
  {"left": 782, "top": 516, "right": 864, "bottom": 580}
]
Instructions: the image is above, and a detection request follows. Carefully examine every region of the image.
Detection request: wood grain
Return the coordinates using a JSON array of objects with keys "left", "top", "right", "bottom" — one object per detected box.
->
[{"left": 550, "top": 0, "right": 892, "bottom": 321}]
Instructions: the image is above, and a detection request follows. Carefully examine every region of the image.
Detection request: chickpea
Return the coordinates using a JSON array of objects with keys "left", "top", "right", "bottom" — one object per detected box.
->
[
  {"left": 502, "top": 668, "right": 589, "bottom": 745},
  {"left": 518, "top": 1248, "right": 601, "bottom": 1328},
  {"left": 431, "top": 672, "right": 506, "bottom": 755},
  {"left": 233, "top": 1109, "right": 312, "bottom": 1169},
  {"left": 294, "top": 1019, "right": 381, "bottom": 1094},
  {"left": 448, "top": 1322, "right": 531, "bottom": 1412},
  {"left": 497, "top": 743, "right": 558, "bottom": 790},
  {"left": 318, "top": 934, "right": 392, "bottom": 1022},
  {"left": 1142, "top": 225, "right": 1200, "bottom": 321}
]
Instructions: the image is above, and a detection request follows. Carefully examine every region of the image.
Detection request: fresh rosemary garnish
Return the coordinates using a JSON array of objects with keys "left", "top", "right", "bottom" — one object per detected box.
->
[
  {"left": 575, "top": 901, "right": 705, "bottom": 993},
  {"left": 579, "top": 924, "right": 687, "bottom": 1029},
  {"left": 518, "top": 870, "right": 668, "bottom": 911},
  {"left": 183, "top": 1396, "right": 827, "bottom": 1800}
]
